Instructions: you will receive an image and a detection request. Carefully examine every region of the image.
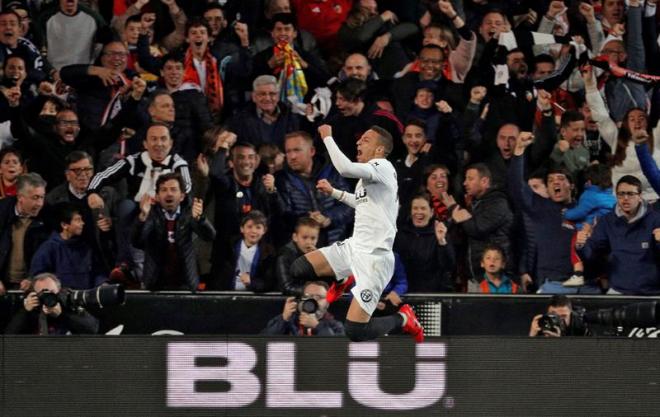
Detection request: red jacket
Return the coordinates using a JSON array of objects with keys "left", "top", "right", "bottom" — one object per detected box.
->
[{"left": 292, "top": 0, "right": 351, "bottom": 49}]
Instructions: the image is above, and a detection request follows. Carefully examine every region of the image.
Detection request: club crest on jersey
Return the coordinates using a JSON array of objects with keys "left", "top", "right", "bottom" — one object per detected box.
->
[{"left": 360, "top": 290, "right": 373, "bottom": 303}]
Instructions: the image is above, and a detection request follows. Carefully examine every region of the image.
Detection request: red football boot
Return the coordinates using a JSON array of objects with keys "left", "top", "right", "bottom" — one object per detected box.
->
[
  {"left": 326, "top": 275, "right": 355, "bottom": 303},
  {"left": 399, "top": 304, "right": 424, "bottom": 343}
]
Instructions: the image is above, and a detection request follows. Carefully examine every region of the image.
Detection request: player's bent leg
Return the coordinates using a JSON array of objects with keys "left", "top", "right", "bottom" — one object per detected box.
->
[
  {"left": 304, "top": 250, "right": 336, "bottom": 277},
  {"left": 344, "top": 298, "right": 404, "bottom": 342}
]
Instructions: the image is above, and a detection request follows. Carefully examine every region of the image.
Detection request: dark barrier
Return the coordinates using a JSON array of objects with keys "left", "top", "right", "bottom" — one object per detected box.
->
[
  {"left": 2, "top": 291, "right": 660, "bottom": 336},
  {"left": 1, "top": 336, "right": 659, "bottom": 416}
]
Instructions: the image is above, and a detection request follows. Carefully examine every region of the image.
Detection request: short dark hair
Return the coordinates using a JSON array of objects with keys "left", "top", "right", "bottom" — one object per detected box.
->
[
  {"left": 560, "top": 110, "right": 585, "bottom": 128},
  {"left": 125, "top": 14, "right": 142, "bottom": 27},
  {"left": 156, "top": 172, "right": 185, "bottom": 193},
  {"left": 230, "top": 141, "right": 258, "bottom": 159},
  {"left": 370, "top": 125, "right": 393, "bottom": 156},
  {"left": 295, "top": 216, "right": 321, "bottom": 232},
  {"left": 481, "top": 243, "right": 506, "bottom": 262},
  {"left": 0, "top": 147, "right": 23, "bottom": 165},
  {"left": 186, "top": 17, "right": 211, "bottom": 37},
  {"left": 203, "top": 4, "right": 226, "bottom": 16},
  {"left": 410, "top": 192, "right": 432, "bottom": 207},
  {"left": 584, "top": 164, "right": 612, "bottom": 189},
  {"left": 161, "top": 51, "right": 184, "bottom": 66},
  {"left": 65, "top": 150, "right": 93, "bottom": 168},
  {"left": 54, "top": 202, "right": 80, "bottom": 232},
  {"left": 405, "top": 118, "right": 427, "bottom": 132},
  {"left": 546, "top": 167, "right": 573, "bottom": 185},
  {"left": 423, "top": 163, "right": 451, "bottom": 184},
  {"left": 549, "top": 295, "right": 572, "bottom": 310},
  {"left": 335, "top": 77, "right": 367, "bottom": 103},
  {"left": 616, "top": 175, "right": 642, "bottom": 193},
  {"left": 0, "top": 10, "right": 21, "bottom": 23},
  {"left": 270, "top": 12, "right": 297, "bottom": 30},
  {"left": 466, "top": 163, "right": 492, "bottom": 180},
  {"left": 240, "top": 210, "right": 268, "bottom": 228},
  {"left": 533, "top": 54, "right": 555, "bottom": 72}
]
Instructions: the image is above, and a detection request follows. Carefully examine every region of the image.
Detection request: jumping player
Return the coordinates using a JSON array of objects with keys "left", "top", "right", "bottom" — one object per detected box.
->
[{"left": 289, "top": 124, "right": 424, "bottom": 343}]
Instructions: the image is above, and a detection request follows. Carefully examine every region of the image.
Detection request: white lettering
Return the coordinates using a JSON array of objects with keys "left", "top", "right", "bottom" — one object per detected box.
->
[
  {"left": 348, "top": 342, "right": 446, "bottom": 410},
  {"left": 167, "top": 342, "right": 260, "bottom": 408},
  {"left": 265, "top": 343, "right": 343, "bottom": 408}
]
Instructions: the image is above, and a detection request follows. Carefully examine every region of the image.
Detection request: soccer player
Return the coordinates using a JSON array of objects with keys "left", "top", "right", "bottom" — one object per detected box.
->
[{"left": 289, "top": 124, "right": 424, "bottom": 343}]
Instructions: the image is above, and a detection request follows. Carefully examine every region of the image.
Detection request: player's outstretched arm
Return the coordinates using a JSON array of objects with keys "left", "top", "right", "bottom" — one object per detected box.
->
[{"left": 319, "top": 125, "right": 375, "bottom": 181}]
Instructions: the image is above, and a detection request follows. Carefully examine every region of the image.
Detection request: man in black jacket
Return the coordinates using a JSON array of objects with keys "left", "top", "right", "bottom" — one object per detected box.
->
[
  {"left": 4, "top": 272, "right": 98, "bottom": 335},
  {"left": 0, "top": 173, "right": 49, "bottom": 295},
  {"left": 446, "top": 163, "right": 513, "bottom": 283},
  {"left": 261, "top": 280, "right": 344, "bottom": 336},
  {"left": 133, "top": 172, "right": 215, "bottom": 291}
]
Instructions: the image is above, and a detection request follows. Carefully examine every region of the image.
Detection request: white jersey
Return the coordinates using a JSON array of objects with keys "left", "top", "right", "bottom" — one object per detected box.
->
[{"left": 351, "top": 159, "right": 398, "bottom": 253}]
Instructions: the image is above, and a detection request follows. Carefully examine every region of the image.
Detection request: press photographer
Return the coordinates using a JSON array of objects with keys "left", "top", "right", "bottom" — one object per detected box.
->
[
  {"left": 529, "top": 295, "right": 590, "bottom": 337},
  {"left": 4, "top": 273, "right": 108, "bottom": 335},
  {"left": 261, "top": 281, "right": 345, "bottom": 336}
]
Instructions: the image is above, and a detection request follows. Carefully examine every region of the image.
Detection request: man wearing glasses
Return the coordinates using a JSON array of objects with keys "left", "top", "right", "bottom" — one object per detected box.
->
[
  {"left": 576, "top": 175, "right": 660, "bottom": 295},
  {"left": 262, "top": 280, "right": 345, "bottom": 336},
  {"left": 45, "top": 151, "right": 119, "bottom": 273}
]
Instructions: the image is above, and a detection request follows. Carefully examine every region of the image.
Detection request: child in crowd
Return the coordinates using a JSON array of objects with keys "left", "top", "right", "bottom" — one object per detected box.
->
[
  {"left": 562, "top": 164, "right": 616, "bottom": 287},
  {"left": 216, "top": 210, "right": 276, "bottom": 292},
  {"left": 472, "top": 244, "right": 520, "bottom": 294},
  {"left": 258, "top": 143, "right": 285, "bottom": 174},
  {"left": 276, "top": 216, "right": 321, "bottom": 295},
  {"left": 0, "top": 147, "right": 23, "bottom": 199}
]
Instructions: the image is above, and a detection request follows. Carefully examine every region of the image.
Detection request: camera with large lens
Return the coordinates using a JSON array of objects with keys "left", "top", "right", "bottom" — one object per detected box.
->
[
  {"left": 37, "top": 289, "right": 61, "bottom": 308},
  {"left": 296, "top": 295, "right": 319, "bottom": 315},
  {"left": 583, "top": 301, "right": 659, "bottom": 328},
  {"left": 537, "top": 313, "right": 566, "bottom": 335},
  {"left": 61, "top": 284, "right": 126, "bottom": 309}
]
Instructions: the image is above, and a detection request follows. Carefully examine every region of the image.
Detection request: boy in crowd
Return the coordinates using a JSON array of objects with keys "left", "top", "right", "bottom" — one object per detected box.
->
[
  {"left": 472, "top": 244, "right": 520, "bottom": 294},
  {"left": 276, "top": 216, "right": 321, "bottom": 295}
]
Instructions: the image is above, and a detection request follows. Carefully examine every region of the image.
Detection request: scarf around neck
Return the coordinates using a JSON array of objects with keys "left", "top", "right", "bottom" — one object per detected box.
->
[{"left": 183, "top": 48, "right": 224, "bottom": 115}]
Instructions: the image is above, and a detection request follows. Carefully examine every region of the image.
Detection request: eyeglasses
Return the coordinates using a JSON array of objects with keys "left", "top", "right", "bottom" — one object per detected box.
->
[
  {"left": 616, "top": 191, "right": 640, "bottom": 198},
  {"left": 68, "top": 167, "right": 93, "bottom": 175}
]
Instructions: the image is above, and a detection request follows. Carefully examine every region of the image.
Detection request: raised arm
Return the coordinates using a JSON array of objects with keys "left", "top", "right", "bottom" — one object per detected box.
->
[{"left": 318, "top": 124, "right": 377, "bottom": 180}]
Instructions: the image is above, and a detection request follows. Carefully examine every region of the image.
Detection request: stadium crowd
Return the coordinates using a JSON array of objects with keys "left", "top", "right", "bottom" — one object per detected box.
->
[{"left": 1, "top": 0, "right": 660, "bottom": 304}]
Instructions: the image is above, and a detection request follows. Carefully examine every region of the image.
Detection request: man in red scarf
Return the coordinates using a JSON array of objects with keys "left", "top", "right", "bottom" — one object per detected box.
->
[{"left": 182, "top": 18, "right": 223, "bottom": 118}]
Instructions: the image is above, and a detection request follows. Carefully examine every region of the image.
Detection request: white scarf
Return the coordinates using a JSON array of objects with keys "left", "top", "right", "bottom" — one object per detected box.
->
[{"left": 134, "top": 152, "right": 172, "bottom": 202}]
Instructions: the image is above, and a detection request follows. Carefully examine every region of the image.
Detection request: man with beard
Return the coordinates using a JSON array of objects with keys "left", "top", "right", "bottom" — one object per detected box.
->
[
  {"left": 133, "top": 172, "right": 215, "bottom": 291},
  {"left": 6, "top": 77, "right": 146, "bottom": 189}
]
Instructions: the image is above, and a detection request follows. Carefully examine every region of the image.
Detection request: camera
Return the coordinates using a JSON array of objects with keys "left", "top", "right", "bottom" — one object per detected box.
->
[
  {"left": 35, "top": 285, "right": 125, "bottom": 310},
  {"left": 37, "top": 289, "right": 59, "bottom": 308},
  {"left": 537, "top": 314, "right": 566, "bottom": 335},
  {"left": 297, "top": 296, "right": 319, "bottom": 315}
]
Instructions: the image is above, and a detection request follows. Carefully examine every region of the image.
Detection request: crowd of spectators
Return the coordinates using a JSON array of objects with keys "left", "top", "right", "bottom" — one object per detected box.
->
[{"left": 1, "top": 0, "right": 660, "bottom": 301}]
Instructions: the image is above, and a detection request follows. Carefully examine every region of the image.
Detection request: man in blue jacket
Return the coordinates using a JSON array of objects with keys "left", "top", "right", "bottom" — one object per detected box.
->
[
  {"left": 275, "top": 131, "right": 353, "bottom": 246},
  {"left": 576, "top": 175, "right": 660, "bottom": 295}
]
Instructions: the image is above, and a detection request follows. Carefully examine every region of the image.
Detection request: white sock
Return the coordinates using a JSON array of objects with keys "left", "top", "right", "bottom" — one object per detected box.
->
[{"left": 399, "top": 311, "right": 408, "bottom": 326}]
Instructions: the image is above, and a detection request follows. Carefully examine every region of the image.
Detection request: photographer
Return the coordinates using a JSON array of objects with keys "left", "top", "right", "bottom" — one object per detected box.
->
[
  {"left": 261, "top": 281, "right": 344, "bottom": 336},
  {"left": 529, "top": 295, "right": 590, "bottom": 337},
  {"left": 4, "top": 273, "right": 99, "bottom": 335}
]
